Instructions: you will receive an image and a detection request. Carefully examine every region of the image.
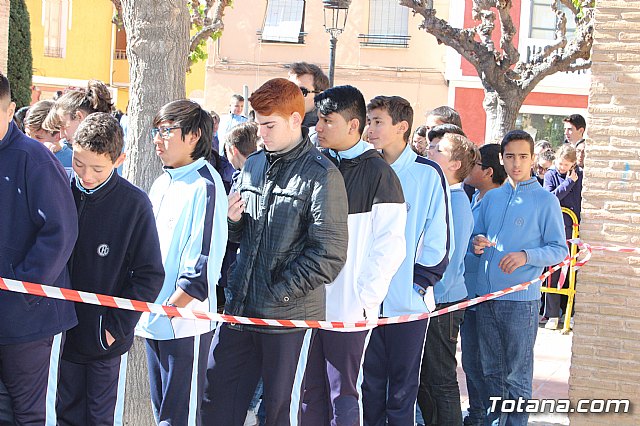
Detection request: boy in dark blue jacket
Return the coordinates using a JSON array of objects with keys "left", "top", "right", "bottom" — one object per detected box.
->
[
  {"left": 0, "top": 72, "right": 78, "bottom": 425},
  {"left": 56, "top": 112, "right": 164, "bottom": 425}
]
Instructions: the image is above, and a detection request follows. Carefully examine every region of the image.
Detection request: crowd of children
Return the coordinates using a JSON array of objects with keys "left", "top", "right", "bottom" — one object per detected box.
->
[{"left": 0, "top": 65, "right": 585, "bottom": 426}]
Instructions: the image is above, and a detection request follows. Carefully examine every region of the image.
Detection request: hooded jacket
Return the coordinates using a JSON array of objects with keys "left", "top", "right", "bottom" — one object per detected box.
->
[
  {"left": 226, "top": 129, "right": 348, "bottom": 333},
  {"left": 0, "top": 122, "right": 78, "bottom": 344}
]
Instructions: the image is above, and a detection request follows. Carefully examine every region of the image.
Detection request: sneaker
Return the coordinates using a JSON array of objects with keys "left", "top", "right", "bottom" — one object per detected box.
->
[
  {"left": 539, "top": 315, "right": 549, "bottom": 325},
  {"left": 545, "top": 317, "right": 559, "bottom": 330}
]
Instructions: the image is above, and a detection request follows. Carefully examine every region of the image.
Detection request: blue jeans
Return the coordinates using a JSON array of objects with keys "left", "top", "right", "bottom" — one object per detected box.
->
[{"left": 476, "top": 300, "right": 539, "bottom": 426}]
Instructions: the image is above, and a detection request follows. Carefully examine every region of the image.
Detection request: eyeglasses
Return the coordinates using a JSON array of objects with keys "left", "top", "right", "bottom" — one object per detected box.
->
[
  {"left": 151, "top": 125, "right": 180, "bottom": 139},
  {"left": 300, "top": 87, "right": 321, "bottom": 98}
]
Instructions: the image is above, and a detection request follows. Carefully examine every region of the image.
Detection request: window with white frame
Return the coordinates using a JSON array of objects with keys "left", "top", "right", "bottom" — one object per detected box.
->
[
  {"left": 529, "top": 0, "right": 576, "bottom": 40},
  {"left": 361, "top": 0, "right": 410, "bottom": 47},
  {"left": 261, "top": 0, "right": 306, "bottom": 43},
  {"left": 43, "top": 0, "right": 70, "bottom": 58}
]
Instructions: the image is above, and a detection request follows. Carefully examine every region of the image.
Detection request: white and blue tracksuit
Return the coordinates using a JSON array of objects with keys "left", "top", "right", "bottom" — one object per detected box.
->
[
  {"left": 363, "top": 143, "right": 453, "bottom": 426},
  {"left": 136, "top": 157, "right": 228, "bottom": 426}
]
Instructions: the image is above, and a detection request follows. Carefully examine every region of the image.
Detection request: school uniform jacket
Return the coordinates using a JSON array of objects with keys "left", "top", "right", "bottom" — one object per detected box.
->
[
  {"left": 136, "top": 157, "right": 228, "bottom": 340},
  {"left": 383, "top": 144, "right": 453, "bottom": 317},
  {"left": 62, "top": 172, "right": 165, "bottom": 363},
  {"left": 323, "top": 142, "right": 407, "bottom": 329},
  {"left": 0, "top": 122, "right": 78, "bottom": 345}
]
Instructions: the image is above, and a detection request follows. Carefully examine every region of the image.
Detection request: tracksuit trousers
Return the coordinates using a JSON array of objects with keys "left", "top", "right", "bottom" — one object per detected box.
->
[
  {"left": 301, "top": 329, "right": 371, "bottom": 425},
  {"left": 362, "top": 319, "right": 429, "bottom": 426},
  {"left": 200, "top": 324, "right": 314, "bottom": 426},
  {"left": 56, "top": 353, "right": 128, "bottom": 426},
  {"left": 0, "top": 334, "right": 62, "bottom": 426},
  {"left": 145, "top": 331, "right": 214, "bottom": 426}
]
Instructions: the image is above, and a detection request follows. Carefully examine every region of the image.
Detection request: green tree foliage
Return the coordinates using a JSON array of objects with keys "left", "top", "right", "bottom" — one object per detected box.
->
[{"left": 8, "top": 0, "right": 33, "bottom": 108}]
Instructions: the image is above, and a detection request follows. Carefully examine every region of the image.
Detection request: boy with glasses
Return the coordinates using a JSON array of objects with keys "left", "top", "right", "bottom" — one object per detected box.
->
[
  {"left": 136, "top": 99, "right": 229, "bottom": 425},
  {"left": 418, "top": 133, "right": 480, "bottom": 426}
]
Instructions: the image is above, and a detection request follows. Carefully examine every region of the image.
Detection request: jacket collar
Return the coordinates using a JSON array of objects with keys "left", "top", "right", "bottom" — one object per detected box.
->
[
  {"left": 163, "top": 157, "right": 207, "bottom": 180},
  {"left": 264, "top": 127, "right": 312, "bottom": 165},
  {"left": 389, "top": 143, "right": 415, "bottom": 174},
  {"left": 503, "top": 177, "right": 540, "bottom": 193},
  {"left": 72, "top": 168, "right": 119, "bottom": 201}
]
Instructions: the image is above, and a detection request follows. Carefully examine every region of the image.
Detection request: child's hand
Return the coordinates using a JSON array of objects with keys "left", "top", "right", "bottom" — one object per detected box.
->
[
  {"left": 498, "top": 251, "right": 527, "bottom": 274},
  {"left": 472, "top": 235, "right": 496, "bottom": 254},
  {"left": 105, "top": 330, "right": 115, "bottom": 347},
  {"left": 568, "top": 168, "right": 578, "bottom": 182},
  {"left": 228, "top": 192, "right": 245, "bottom": 222}
]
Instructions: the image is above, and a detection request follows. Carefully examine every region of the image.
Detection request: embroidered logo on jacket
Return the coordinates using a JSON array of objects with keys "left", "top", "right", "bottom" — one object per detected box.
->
[{"left": 97, "top": 244, "right": 110, "bottom": 257}]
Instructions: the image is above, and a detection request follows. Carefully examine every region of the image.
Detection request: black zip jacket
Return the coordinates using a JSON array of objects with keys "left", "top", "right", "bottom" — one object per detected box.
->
[
  {"left": 63, "top": 172, "right": 164, "bottom": 363},
  {"left": 226, "top": 129, "right": 348, "bottom": 333}
]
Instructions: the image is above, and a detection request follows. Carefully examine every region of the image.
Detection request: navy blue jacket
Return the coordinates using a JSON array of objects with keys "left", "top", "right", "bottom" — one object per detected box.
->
[
  {"left": 0, "top": 122, "right": 78, "bottom": 344},
  {"left": 63, "top": 172, "right": 164, "bottom": 363},
  {"left": 543, "top": 167, "right": 583, "bottom": 237}
]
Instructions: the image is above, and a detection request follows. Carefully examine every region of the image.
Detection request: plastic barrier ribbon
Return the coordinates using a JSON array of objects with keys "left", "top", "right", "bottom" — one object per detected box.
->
[{"left": 0, "top": 240, "right": 604, "bottom": 329}]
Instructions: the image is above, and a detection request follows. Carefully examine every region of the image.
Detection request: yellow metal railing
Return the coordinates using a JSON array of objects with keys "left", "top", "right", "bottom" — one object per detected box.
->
[{"left": 540, "top": 207, "right": 579, "bottom": 334}]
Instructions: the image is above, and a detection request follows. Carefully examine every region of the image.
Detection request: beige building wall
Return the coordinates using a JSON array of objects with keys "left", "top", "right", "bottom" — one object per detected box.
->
[
  {"left": 204, "top": 0, "right": 449, "bottom": 120},
  {"left": 0, "top": 0, "right": 9, "bottom": 74},
  {"left": 568, "top": 2, "right": 640, "bottom": 425}
]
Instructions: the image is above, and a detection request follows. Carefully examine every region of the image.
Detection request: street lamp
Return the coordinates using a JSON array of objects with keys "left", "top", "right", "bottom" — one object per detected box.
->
[{"left": 322, "top": 0, "right": 351, "bottom": 87}]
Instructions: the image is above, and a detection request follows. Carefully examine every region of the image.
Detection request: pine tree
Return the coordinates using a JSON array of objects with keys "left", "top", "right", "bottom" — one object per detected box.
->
[{"left": 8, "top": 0, "right": 33, "bottom": 108}]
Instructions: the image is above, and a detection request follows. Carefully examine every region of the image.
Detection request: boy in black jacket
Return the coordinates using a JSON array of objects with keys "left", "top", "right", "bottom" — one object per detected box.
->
[{"left": 56, "top": 112, "right": 164, "bottom": 425}]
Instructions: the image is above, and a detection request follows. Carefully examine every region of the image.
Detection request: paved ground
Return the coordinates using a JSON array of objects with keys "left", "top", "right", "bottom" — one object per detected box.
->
[{"left": 457, "top": 325, "right": 573, "bottom": 426}]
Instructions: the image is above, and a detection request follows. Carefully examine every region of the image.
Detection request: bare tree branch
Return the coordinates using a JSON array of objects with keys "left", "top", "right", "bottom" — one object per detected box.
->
[
  {"left": 401, "top": 0, "right": 594, "bottom": 139},
  {"left": 495, "top": 0, "right": 520, "bottom": 69},
  {"left": 189, "top": 0, "right": 231, "bottom": 52},
  {"left": 399, "top": 0, "right": 496, "bottom": 77}
]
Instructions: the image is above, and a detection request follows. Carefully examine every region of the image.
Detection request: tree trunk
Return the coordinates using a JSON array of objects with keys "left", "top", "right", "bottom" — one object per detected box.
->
[
  {"left": 483, "top": 89, "right": 522, "bottom": 144},
  {"left": 121, "top": 1, "right": 189, "bottom": 424},
  {"left": 122, "top": 0, "right": 190, "bottom": 192}
]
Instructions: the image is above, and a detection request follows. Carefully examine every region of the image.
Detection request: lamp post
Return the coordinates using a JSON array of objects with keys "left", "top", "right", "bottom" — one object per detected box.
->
[{"left": 322, "top": 0, "right": 351, "bottom": 87}]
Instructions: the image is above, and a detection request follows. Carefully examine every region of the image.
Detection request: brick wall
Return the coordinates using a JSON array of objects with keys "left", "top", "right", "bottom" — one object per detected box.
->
[
  {"left": 568, "top": 2, "right": 640, "bottom": 425},
  {"left": 0, "top": 0, "right": 9, "bottom": 74}
]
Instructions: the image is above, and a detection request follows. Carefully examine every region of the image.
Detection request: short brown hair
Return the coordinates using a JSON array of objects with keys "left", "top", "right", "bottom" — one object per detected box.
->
[
  {"left": 288, "top": 62, "right": 330, "bottom": 92},
  {"left": 74, "top": 112, "right": 123, "bottom": 163},
  {"left": 442, "top": 133, "right": 480, "bottom": 183},
  {"left": 249, "top": 78, "right": 305, "bottom": 119},
  {"left": 367, "top": 96, "right": 414, "bottom": 142},
  {"left": 227, "top": 121, "right": 259, "bottom": 157},
  {"left": 426, "top": 106, "right": 462, "bottom": 129}
]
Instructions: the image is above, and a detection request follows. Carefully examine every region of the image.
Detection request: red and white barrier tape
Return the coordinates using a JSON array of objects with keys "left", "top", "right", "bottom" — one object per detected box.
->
[{"left": 0, "top": 240, "right": 607, "bottom": 330}]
